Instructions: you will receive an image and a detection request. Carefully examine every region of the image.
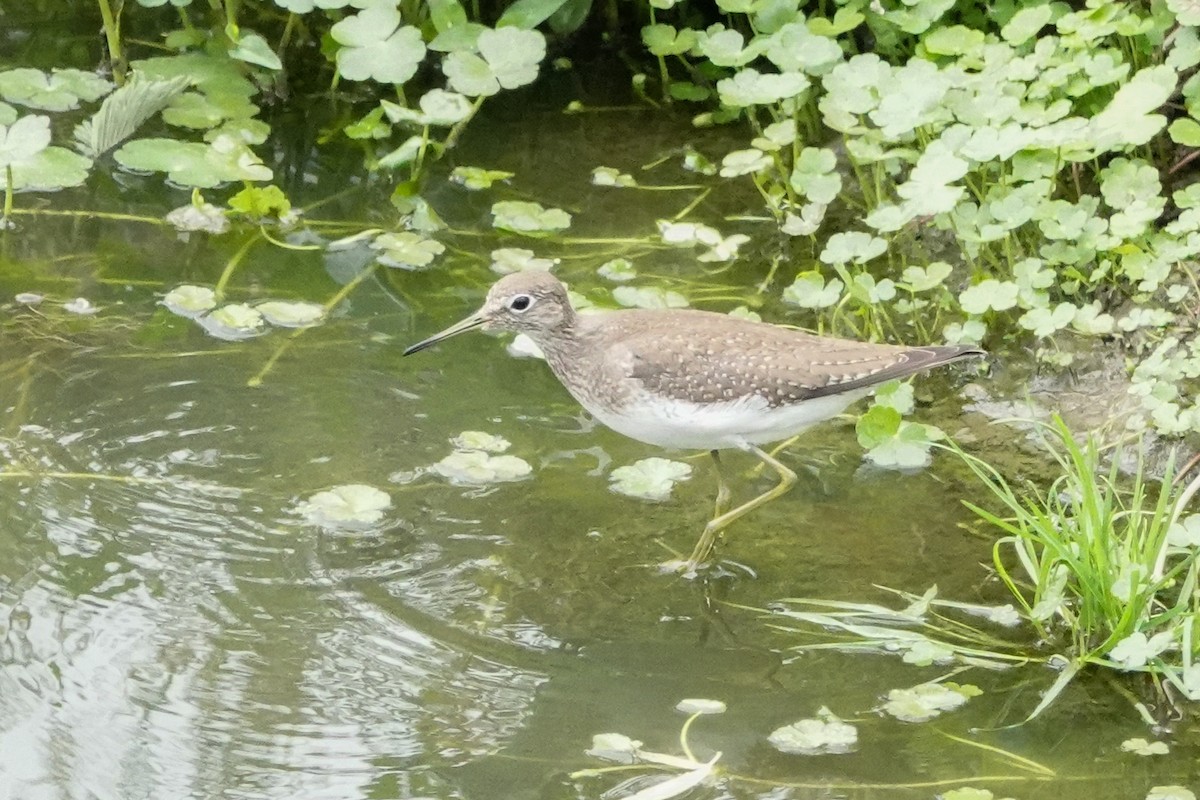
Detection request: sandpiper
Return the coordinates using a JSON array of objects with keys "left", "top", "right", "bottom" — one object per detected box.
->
[{"left": 405, "top": 271, "right": 984, "bottom": 574}]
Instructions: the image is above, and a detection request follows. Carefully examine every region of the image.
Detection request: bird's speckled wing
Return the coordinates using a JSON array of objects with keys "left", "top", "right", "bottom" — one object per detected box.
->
[{"left": 592, "top": 309, "right": 980, "bottom": 408}]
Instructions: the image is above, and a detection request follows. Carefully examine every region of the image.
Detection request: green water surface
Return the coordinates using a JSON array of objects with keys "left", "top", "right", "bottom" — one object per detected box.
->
[{"left": 0, "top": 24, "right": 1197, "bottom": 800}]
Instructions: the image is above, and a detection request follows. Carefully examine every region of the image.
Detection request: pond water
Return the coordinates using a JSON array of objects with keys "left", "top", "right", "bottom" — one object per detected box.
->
[{"left": 0, "top": 40, "right": 1197, "bottom": 800}]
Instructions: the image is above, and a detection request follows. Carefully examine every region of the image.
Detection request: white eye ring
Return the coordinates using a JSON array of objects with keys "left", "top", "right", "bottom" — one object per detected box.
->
[{"left": 508, "top": 294, "right": 535, "bottom": 313}]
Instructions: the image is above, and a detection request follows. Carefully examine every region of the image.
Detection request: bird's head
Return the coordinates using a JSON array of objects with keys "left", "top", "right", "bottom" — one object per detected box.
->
[{"left": 403, "top": 271, "right": 574, "bottom": 355}]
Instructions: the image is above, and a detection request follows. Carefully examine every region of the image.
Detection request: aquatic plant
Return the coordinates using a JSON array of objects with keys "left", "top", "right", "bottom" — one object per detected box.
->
[{"left": 953, "top": 417, "right": 1200, "bottom": 715}]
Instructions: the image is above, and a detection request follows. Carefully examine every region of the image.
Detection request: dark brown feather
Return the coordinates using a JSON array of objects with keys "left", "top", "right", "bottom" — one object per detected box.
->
[{"left": 573, "top": 308, "right": 984, "bottom": 408}]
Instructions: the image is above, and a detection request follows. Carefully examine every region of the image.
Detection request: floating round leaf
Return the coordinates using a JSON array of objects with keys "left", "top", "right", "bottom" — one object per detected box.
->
[
  {"left": 162, "top": 285, "right": 218, "bottom": 318},
  {"left": 675, "top": 698, "right": 726, "bottom": 715},
  {"left": 332, "top": 6, "right": 426, "bottom": 84},
  {"left": 585, "top": 733, "right": 642, "bottom": 763},
  {"left": 1, "top": 146, "right": 92, "bottom": 192},
  {"left": 591, "top": 166, "right": 637, "bottom": 187},
  {"left": 371, "top": 231, "right": 445, "bottom": 269},
  {"left": 819, "top": 231, "right": 887, "bottom": 266},
  {"left": 783, "top": 272, "right": 842, "bottom": 309},
  {"left": 490, "top": 248, "right": 558, "bottom": 274},
  {"left": 296, "top": 484, "right": 392, "bottom": 529},
  {"left": 450, "top": 431, "right": 511, "bottom": 453},
  {"left": 62, "top": 297, "right": 98, "bottom": 315},
  {"left": 1121, "top": 738, "right": 1170, "bottom": 756},
  {"left": 199, "top": 303, "right": 266, "bottom": 340},
  {"left": 881, "top": 682, "right": 980, "bottom": 723},
  {"left": 449, "top": 165, "right": 513, "bottom": 190},
  {"left": 491, "top": 200, "right": 571, "bottom": 235},
  {"left": 0, "top": 68, "right": 112, "bottom": 112},
  {"left": 431, "top": 450, "right": 533, "bottom": 485},
  {"left": 699, "top": 232, "right": 751, "bottom": 262},
  {"left": 257, "top": 300, "right": 326, "bottom": 328},
  {"left": 609, "top": 457, "right": 692, "bottom": 501},
  {"left": 958, "top": 279, "right": 1019, "bottom": 314},
  {"left": 418, "top": 89, "right": 473, "bottom": 125},
  {"left": 1146, "top": 787, "right": 1196, "bottom": 800},
  {"left": 114, "top": 137, "right": 272, "bottom": 188},
  {"left": 597, "top": 258, "right": 636, "bottom": 282},
  {"left": 719, "top": 148, "right": 771, "bottom": 177},
  {"left": 612, "top": 286, "right": 689, "bottom": 310},
  {"left": 165, "top": 202, "right": 230, "bottom": 234},
  {"left": 1108, "top": 631, "right": 1172, "bottom": 669},
  {"left": 0, "top": 114, "right": 50, "bottom": 168},
  {"left": 443, "top": 27, "right": 546, "bottom": 97},
  {"left": 782, "top": 203, "right": 827, "bottom": 236},
  {"left": 768, "top": 713, "right": 857, "bottom": 755},
  {"left": 717, "top": 68, "right": 809, "bottom": 107}
]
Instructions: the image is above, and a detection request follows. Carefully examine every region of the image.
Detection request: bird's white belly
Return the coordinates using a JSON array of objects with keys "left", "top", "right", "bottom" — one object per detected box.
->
[{"left": 581, "top": 389, "right": 870, "bottom": 450}]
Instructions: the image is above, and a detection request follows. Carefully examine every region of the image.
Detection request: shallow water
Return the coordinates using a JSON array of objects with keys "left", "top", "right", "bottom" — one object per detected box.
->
[{"left": 0, "top": 39, "right": 1198, "bottom": 800}]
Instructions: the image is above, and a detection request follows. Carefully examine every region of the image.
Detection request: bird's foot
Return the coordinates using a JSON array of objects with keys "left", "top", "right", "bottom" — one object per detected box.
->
[
  {"left": 658, "top": 557, "right": 707, "bottom": 579},
  {"left": 657, "top": 557, "right": 757, "bottom": 580}
]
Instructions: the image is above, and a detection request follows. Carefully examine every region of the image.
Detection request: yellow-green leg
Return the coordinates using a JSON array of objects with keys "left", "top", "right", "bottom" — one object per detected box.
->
[
  {"left": 710, "top": 449, "right": 732, "bottom": 517},
  {"left": 681, "top": 443, "right": 798, "bottom": 573}
]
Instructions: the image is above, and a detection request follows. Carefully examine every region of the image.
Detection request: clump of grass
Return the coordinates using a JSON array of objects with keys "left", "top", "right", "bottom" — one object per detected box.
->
[{"left": 954, "top": 416, "right": 1200, "bottom": 714}]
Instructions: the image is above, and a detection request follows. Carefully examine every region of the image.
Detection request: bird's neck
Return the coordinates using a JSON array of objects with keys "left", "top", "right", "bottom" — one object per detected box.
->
[{"left": 531, "top": 314, "right": 590, "bottom": 378}]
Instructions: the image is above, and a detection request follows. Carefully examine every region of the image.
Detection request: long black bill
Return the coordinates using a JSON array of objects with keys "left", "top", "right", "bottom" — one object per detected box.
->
[{"left": 402, "top": 312, "right": 487, "bottom": 356}]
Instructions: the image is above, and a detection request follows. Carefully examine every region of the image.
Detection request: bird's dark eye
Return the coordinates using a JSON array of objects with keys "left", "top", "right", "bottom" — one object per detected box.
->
[{"left": 509, "top": 294, "right": 533, "bottom": 312}]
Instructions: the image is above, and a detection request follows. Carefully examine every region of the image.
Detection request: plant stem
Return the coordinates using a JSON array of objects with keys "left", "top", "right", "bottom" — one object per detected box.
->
[
  {"left": 3, "top": 166, "right": 12, "bottom": 223},
  {"left": 247, "top": 261, "right": 380, "bottom": 387},
  {"left": 214, "top": 233, "right": 261, "bottom": 301},
  {"left": 96, "top": 0, "right": 127, "bottom": 85}
]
